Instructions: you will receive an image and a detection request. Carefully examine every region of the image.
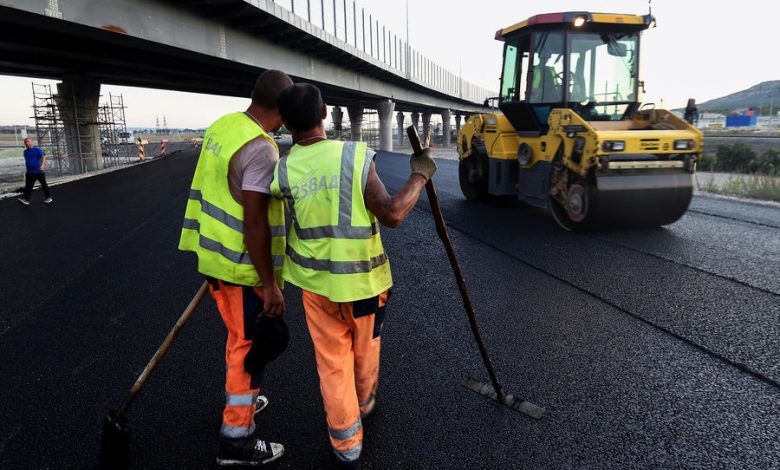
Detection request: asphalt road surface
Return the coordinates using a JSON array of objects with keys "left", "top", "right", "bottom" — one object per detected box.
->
[{"left": 0, "top": 148, "right": 778, "bottom": 469}]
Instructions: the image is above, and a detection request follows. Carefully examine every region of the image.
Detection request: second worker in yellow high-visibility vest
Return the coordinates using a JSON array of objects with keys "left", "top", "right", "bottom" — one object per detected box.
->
[
  {"left": 270, "top": 83, "right": 437, "bottom": 470},
  {"left": 179, "top": 70, "right": 292, "bottom": 467}
]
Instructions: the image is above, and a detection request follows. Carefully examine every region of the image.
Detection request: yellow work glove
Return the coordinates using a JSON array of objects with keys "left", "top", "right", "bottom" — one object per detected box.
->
[{"left": 410, "top": 148, "right": 437, "bottom": 182}]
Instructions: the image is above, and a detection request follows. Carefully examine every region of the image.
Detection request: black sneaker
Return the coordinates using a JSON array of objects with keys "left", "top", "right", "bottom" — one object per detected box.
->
[
  {"left": 254, "top": 394, "right": 269, "bottom": 415},
  {"left": 216, "top": 437, "right": 284, "bottom": 466}
]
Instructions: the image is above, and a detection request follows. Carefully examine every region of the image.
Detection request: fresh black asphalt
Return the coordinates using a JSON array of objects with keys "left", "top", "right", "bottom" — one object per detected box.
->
[{"left": 0, "top": 148, "right": 778, "bottom": 469}]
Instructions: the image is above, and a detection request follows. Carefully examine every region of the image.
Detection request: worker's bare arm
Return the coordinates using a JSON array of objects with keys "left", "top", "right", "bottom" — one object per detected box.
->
[{"left": 363, "top": 161, "right": 427, "bottom": 228}]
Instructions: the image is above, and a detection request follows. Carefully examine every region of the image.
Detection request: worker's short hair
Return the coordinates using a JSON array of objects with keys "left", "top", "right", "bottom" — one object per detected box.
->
[
  {"left": 250, "top": 70, "right": 293, "bottom": 109},
  {"left": 278, "top": 83, "right": 324, "bottom": 132}
]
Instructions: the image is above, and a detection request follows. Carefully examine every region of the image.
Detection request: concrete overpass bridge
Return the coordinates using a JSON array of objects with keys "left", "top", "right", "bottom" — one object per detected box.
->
[{"left": 0, "top": 0, "right": 494, "bottom": 160}]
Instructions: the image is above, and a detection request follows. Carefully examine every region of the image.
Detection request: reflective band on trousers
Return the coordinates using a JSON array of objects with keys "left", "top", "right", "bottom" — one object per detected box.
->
[
  {"left": 220, "top": 422, "right": 256, "bottom": 439},
  {"left": 277, "top": 142, "right": 375, "bottom": 240},
  {"left": 187, "top": 189, "right": 285, "bottom": 236},
  {"left": 334, "top": 443, "right": 363, "bottom": 463},
  {"left": 287, "top": 246, "right": 388, "bottom": 274},
  {"left": 359, "top": 394, "right": 375, "bottom": 408},
  {"left": 328, "top": 419, "right": 362, "bottom": 440},
  {"left": 225, "top": 393, "right": 255, "bottom": 407}
]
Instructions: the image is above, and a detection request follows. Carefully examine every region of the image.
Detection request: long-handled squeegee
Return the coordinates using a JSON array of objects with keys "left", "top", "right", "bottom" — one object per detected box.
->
[
  {"left": 406, "top": 126, "right": 544, "bottom": 420},
  {"left": 99, "top": 281, "right": 210, "bottom": 469}
]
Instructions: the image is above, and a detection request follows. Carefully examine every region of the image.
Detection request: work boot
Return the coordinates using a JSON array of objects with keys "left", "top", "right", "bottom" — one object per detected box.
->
[
  {"left": 254, "top": 394, "right": 269, "bottom": 415},
  {"left": 216, "top": 437, "right": 284, "bottom": 466}
]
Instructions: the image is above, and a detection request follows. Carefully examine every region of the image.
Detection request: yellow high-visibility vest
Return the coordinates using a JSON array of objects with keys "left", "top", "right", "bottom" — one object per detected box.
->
[
  {"left": 179, "top": 112, "right": 285, "bottom": 286},
  {"left": 270, "top": 140, "right": 392, "bottom": 302}
]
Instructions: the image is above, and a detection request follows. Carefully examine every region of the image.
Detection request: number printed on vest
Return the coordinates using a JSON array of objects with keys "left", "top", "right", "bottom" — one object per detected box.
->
[
  {"left": 204, "top": 132, "right": 223, "bottom": 158},
  {"left": 291, "top": 171, "right": 339, "bottom": 201}
]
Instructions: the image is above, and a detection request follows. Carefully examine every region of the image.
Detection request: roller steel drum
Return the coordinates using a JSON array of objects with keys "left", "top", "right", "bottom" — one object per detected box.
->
[{"left": 550, "top": 171, "right": 694, "bottom": 230}]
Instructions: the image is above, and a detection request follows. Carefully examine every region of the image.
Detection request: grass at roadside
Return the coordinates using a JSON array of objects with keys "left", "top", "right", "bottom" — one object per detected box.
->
[
  {"left": 0, "top": 148, "right": 22, "bottom": 159},
  {"left": 698, "top": 173, "right": 780, "bottom": 202}
]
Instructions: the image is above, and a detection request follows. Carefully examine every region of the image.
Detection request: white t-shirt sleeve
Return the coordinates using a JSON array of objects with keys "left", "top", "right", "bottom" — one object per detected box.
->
[{"left": 235, "top": 139, "right": 278, "bottom": 195}]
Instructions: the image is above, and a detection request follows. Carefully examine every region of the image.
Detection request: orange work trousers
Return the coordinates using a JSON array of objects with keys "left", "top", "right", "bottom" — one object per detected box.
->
[
  {"left": 302, "top": 289, "right": 390, "bottom": 464},
  {"left": 207, "top": 277, "right": 266, "bottom": 439}
]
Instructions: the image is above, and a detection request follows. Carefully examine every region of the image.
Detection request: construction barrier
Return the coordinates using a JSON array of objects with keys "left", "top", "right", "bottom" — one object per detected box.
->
[
  {"left": 136, "top": 139, "right": 148, "bottom": 161},
  {"left": 160, "top": 139, "right": 168, "bottom": 156}
]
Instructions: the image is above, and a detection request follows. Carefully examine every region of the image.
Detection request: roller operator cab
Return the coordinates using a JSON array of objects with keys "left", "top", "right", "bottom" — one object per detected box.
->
[{"left": 457, "top": 12, "right": 702, "bottom": 230}]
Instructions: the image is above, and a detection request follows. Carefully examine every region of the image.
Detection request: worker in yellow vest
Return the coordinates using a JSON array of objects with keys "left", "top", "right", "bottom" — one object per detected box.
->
[
  {"left": 179, "top": 70, "right": 292, "bottom": 466},
  {"left": 531, "top": 50, "right": 562, "bottom": 102},
  {"left": 270, "top": 83, "right": 437, "bottom": 469}
]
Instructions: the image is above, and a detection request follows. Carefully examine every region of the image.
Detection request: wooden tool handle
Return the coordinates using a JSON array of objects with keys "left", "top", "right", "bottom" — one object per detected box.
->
[
  {"left": 119, "top": 280, "right": 209, "bottom": 415},
  {"left": 405, "top": 126, "right": 506, "bottom": 402}
]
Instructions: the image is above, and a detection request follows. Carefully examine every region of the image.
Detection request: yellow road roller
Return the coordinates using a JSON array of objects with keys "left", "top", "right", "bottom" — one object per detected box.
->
[{"left": 457, "top": 12, "right": 702, "bottom": 230}]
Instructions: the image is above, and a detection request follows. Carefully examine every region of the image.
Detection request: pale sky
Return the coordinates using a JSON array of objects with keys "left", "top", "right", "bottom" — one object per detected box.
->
[{"left": 1, "top": 0, "right": 778, "bottom": 128}]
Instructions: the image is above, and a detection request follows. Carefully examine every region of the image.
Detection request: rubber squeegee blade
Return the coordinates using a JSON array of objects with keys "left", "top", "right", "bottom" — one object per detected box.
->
[{"left": 463, "top": 377, "right": 545, "bottom": 420}]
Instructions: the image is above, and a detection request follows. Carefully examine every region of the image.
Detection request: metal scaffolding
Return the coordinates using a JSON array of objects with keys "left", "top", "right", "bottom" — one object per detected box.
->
[
  {"left": 32, "top": 83, "right": 132, "bottom": 177},
  {"left": 99, "top": 93, "right": 133, "bottom": 168},
  {"left": 331, "top": 110, "right": 381, "bottom": 148},
  {"left": 31, "top": 83, "right": 67, "bottom": 175}
]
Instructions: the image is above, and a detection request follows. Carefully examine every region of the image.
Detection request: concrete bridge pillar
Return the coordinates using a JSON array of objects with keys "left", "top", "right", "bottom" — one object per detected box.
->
[
  {"left": 455, "top": 114, "right": 462, "bottom": 136},
  {"left": 441, "top": 109, "right": 452, "bottom": 148},
  {"left": 347, "top": 104, "right": 363, "bottom": 142},
  {"left": 56, "top": 79, "right": 103, "bottom": 173},
  {"left": 377, "top": 99, "right": 395, "bottom": 152},
  {"left": 422, "top": 111, "right": 432, "bottom": 143},
  {"left": 396, "top": 111, "right": 405, "bottom": 147},
  {"left": 331, "top": 106, "right": 344, "bottom": 139},
  {"left": 411, "top": 111, "right": 420, "bottom": 135}
]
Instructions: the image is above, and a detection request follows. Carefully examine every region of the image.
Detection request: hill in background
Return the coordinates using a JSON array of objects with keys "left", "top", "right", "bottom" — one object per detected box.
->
[{"left": 697, "top": 81, "right": 780, "bottom": 115}]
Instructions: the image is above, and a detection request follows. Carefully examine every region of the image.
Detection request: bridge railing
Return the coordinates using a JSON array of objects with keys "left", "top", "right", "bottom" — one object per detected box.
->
[{"left": 266, "top": 0, "right": 495, "bottom": 105}]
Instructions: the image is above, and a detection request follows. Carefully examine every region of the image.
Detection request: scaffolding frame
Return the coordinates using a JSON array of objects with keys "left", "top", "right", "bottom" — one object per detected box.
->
[
  {"left": 31, "top": 83, "right": 67, "bottom": 175},
  {"left": 99, "top": 93, "right": 133, "bottom": 168},
  {"left": 32, "top": 83, "right": 132, "bottom": 177}
]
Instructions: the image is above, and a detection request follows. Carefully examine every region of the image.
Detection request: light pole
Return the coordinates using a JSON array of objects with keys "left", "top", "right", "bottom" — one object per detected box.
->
[
  {"left": 405, "top": 0, "right": 410, "bottom": 79},
  {"left": 769, "top": 88, "right": 776, "bottom": 134}
]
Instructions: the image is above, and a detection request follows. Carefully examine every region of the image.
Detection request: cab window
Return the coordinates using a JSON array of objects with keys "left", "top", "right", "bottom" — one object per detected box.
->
[{"left": 499, "top": 35, "right": 530, "bottom": 104}]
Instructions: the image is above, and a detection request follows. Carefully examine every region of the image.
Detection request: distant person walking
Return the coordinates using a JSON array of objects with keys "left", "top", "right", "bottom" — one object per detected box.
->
[{"left": 18, "top": 138, "right": 52, "bottom": 205}]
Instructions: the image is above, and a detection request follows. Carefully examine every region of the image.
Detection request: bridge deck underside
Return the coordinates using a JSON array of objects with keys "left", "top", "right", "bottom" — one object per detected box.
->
[{"left": 0, "top": 3, "right": 486, "bottom": 113}]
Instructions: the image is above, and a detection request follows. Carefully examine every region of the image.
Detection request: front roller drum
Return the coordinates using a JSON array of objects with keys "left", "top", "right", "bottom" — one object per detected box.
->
[
  {"left": 459, "top": 142, "right": 489, "bottom": 201},
  {"left": 551, "top": 172, "right": 694, "bottom": 230}
]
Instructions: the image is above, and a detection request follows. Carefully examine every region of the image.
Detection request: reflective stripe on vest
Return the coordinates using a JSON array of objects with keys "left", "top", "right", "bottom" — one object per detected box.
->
[
  {"left": 272, "top": 140, "right": 392, "bottom": 302},
  {"left": 178, "top": 112, "right": 286, "bottom": 286},
  {"left": 184, "top": 189, "right": 286, "bottom": 237},
  {"left": 277, "top": 142, "right": 377, "bottom": 240},
  {"left": 286, "top": 246, "right": 388, "bottom": 275}
]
